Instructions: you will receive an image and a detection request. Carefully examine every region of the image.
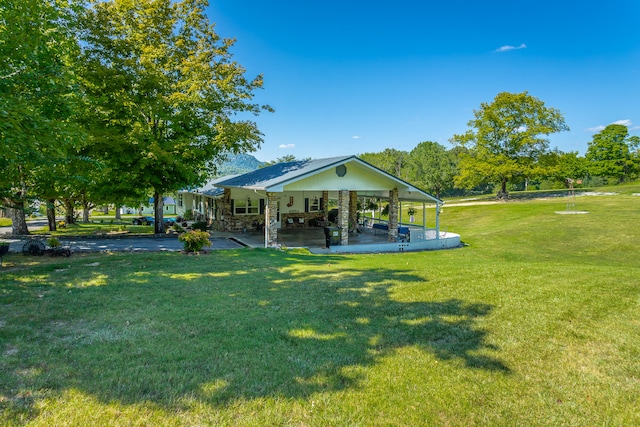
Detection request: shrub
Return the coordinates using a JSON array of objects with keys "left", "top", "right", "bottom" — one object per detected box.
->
[
  {"left": 191, "top": 221, "right": 208, "bottom": 231},
  {"left": 183, "top": 210, "right": 194, "bottom": 221},
  {"left": 178, "top": 230, "right": 210, "bottom": 252},
  {"left": 171, "top": 223, "right": 185, "bottom": 233},
  {"left": 47, "top": 237, "right": 60, "bottom": 248}
]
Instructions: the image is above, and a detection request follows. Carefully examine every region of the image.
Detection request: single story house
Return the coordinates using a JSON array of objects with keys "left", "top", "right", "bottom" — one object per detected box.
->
[
  {"left": 177, "top": 155, "right": 460, "bottom": 252},
  {"left": 140, "top": 196, "right": 177, "bottom": 215}
]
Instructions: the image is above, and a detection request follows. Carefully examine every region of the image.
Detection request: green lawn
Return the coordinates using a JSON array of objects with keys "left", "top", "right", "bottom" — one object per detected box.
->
[{"left": 1, "top": 190, "right": 639, "bottom": 426}]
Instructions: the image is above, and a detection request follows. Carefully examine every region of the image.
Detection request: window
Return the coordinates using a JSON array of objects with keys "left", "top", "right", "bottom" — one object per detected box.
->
[
  {"left": 309, "top": 196, "right": 320, "bottom": 212},
  {"left": 234, "top": 197, "right": 259, "bottom": 215}
]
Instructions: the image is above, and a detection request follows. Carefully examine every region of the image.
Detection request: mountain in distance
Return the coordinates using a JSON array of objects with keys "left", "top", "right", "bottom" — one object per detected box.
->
[{"left": 216, "top": 153, "right": 265, "bottom": 176}]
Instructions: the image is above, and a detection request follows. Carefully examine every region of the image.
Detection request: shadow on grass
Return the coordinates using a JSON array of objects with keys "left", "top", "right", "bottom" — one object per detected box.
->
[{"left": 1, "top": 249, "right": 508, "bottom": 420}]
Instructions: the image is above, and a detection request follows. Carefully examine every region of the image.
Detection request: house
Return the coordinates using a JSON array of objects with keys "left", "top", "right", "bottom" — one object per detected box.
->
[
  {"left": 178, "top": 155, "right": 460, "bottom": 252},
  {"left": 140, "top": 196, "right": 177, "bottom": 215},
  {"left": 176, "top": 176, "right": 230, "bottom": 222}
]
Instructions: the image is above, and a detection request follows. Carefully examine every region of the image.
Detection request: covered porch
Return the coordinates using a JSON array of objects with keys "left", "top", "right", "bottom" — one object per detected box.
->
[
  {"left": 216, "top": 156, "right": 459, "bottom": 252},
  {"left": 215, "top": 225, "right": 461, "bottom": 254}
]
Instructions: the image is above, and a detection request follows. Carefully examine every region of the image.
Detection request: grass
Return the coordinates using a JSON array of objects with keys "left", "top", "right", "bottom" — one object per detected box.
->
[
  {"left": 1, "top": 188, "right": 640, "bottom": 425},
  {"left": 25, "top": 216, "right": 159, "bottom": 236}
]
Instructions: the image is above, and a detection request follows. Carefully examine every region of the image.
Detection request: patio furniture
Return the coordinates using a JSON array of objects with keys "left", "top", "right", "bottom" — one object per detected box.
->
[{"left": 371, "top": 223, "right": 410, "bottom": 241}]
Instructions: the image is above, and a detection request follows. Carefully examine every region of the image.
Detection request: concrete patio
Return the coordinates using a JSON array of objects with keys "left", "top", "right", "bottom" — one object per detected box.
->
[{"left": 221, "top": 226, "right": 461, "bottom": 254}]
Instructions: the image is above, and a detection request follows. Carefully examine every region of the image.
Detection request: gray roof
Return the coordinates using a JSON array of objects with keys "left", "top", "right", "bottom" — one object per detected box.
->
[
  {"left": 214, "top": 156, "right": 354, "bottom": 190},
  {"left": 181, "top": 175, "right": 238, "bottom": 197},
  {"left": 214, "top": 155, "right": 443, "bottom": 204}
]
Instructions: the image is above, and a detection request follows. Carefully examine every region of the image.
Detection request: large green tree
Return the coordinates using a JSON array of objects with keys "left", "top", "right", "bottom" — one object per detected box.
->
[
  {"left": 359, "top": 148, "right": 410, "bottom": 180},
  {"left": 407, "top": 141, "right": 455, "bottom": 198},
  {"left": 0, "top": 0, "right": 82, "bottom": 234},
  {"left": 78, "top": 0, "right": 272, "bottom": 233},
  {"left": 586, "top": 124, "right": 639, "bottom": 183},
  {"left": 451, "top": 92, "right": 569, "bottom": 198}
]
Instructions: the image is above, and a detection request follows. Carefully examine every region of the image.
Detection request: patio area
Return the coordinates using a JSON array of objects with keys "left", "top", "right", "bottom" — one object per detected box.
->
[{"left": 216, "top": 226, "right": 461, "bottom": 254}]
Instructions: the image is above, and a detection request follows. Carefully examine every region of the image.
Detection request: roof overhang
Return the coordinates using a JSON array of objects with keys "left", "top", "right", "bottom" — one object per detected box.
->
[{"left": 214, "top": 155, "right": 443, "bottom": 204}]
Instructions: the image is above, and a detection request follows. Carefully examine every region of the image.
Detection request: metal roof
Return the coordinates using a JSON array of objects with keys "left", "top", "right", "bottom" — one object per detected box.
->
[
  {"left": 214, "top": 156, "right": 353, "bottom": 190},
  {"left": 213, "top": 155, "right": 443, "bottom": 204}
]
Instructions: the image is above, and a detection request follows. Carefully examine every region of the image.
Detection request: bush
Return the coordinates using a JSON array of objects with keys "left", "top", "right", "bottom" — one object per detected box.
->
[
  {"left": 191, "top": 221, "right": 208, "bottom": 232},
  {"left": 178, "top": 230, "right": 210, "bottom": 252},
  {"left": 47, "top": 237, "right": 60, "bottom": 248},
  {"left": 183, "top": 210, "right": 194, "bottom": 221},
  {"left": 171, "top": 223, "right": 185, "bottom": 233}
]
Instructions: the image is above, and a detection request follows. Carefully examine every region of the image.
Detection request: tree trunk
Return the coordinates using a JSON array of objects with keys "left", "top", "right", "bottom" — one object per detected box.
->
[
  {"left": 47, "top": 199, "right": 57, "bottom": 231},
  {"left": 496, "top": 178, "right": 509, "bottom": 200},
  {"left": 64, "top": 199, "right": 75, "bottom": 224},
  {"left": 115, "top": 204, "right": 121, "bottom": 220},
  {"left": 5, "top": 199, "right": 29, "bottom": 235},
  {"left": 153, "top": 191, "right": 165, "bottom": 234}
]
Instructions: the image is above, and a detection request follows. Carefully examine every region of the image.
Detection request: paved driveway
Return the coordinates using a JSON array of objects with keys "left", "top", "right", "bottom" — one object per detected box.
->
[
  {"left": 0, "top": 219, "right": 246, "bottom": 254},
  {"left": 0, "top": 235, "right": 244, "bottom": 254}
]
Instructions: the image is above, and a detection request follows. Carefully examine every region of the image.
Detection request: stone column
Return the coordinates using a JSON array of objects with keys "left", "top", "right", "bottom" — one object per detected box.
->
[
  {"left": 222, "top": 189, "right": 232, "bottom": 231},
  {"left": 349, "top": 191, "right": 358, "bottom": 233},
  {"left": 338, "top": 190, "right": 349, "bottom": 246},
  {"left": 266, "top": 192, "right": 279, "bottom": 247},
  {"left": 388, "top": 188, "right": 399, "bottom": 242},
  {"left": 322, "top": 190, "right": 329, "bottom": 221}
]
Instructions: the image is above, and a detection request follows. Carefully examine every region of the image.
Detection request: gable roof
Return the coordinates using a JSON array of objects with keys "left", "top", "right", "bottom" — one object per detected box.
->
[
  {"left": 214, "top": 155, "right": 443, "bottom": 204},
  {"left": 214, "top": 156, "right": 350, "bottom": 190}
]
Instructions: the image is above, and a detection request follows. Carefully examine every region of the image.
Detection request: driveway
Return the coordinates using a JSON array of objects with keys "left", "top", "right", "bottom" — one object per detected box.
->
[
  {"left": 0, "top": 234, "right": 245, "bottom": 254},
  {"left": 0, "top": 218, "right": 247, "bottom": 254}
]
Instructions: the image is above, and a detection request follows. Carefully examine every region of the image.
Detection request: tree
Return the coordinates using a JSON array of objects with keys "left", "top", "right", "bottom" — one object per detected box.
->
[
  {"left": 407, "top": 141, "right": 455, "bottom": 198},
  {"left": 359, "top": 149, "right": 410, "bottom": 180},
  {"left": 586, "top": 124, "right": 639, "bottom": 183},
  {"left": 260, "top": 155, "right": 310, "bottom": 167},
  {"left": 78, "top": 0, "right": 272, "bottom": 233},
  {"left": 451, "top": 92, "right": 569, "bottom": 198},
  {"left": 551, "top": 150, "right": 589, "bottom": 185},
  {"left": 0, "top": 0, "right": 83, "bottom": 234}
]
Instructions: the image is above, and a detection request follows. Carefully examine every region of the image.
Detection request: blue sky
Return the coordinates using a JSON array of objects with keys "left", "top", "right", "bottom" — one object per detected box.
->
[{"left": 206, "top": 1, "right": 640, "bottom": 163}]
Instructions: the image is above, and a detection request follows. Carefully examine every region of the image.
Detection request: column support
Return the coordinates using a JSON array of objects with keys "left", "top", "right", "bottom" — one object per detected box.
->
[
  {"left": 322, "top": 190, "right": 329, "bottom": 222},
  {"left": 266, "top": 192, "right": 279, "bottom": 247},
  {"left": 388, "top": 188, "right": 399, "bottom": 242},
  {"left": 338, "top": 190, "right": 349, "bottom": 246},
  {"left": 435, "top": 202, "right": 441, "bottom": 240},
  {"left": 349, "top": 191, "right": 358, "bottom": 233},
  {"left": 222, "top": 189, "right": 232, "bottom": 231}
]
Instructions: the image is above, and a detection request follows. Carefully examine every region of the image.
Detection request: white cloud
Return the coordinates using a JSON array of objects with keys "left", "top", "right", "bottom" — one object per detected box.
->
[
  {"left": 352, "top": 136, "right": 361, "bottom": 139},
  {"left": 587, "top": 120, "right": 635, "bottom": 132},
  {"left": 494, "top": 43, "right": 527, "bottom": 53},
  {"left": 278, "top": 144, "right": 295, "bottom": 149}
]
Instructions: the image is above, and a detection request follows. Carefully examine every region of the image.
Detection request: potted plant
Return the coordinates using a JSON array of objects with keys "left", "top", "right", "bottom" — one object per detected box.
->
[{"left": 407, "top": 207, "right": 416, "bottom": 223}]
